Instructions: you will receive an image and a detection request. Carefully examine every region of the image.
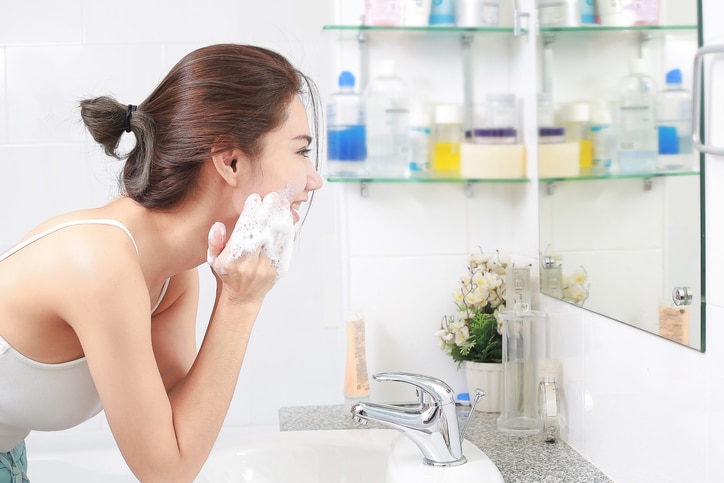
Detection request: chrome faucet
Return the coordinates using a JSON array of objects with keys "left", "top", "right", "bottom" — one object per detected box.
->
[{"left": 350, "top": 372, "right": 467, "bottom": 467}]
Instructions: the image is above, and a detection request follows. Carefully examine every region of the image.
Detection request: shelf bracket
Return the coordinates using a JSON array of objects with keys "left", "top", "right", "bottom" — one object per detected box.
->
[
  {"left": 546, "top": 182, "right": 556, "bottom": 196},
  {"left": 643, "top": 177, "right": 653, "bottom": 191},
  {"left": 464, "top": 183, "right": 474, "bottom": 198},
  {"left": 360, "top": 181, "right": 370, "bottom": 198},
  {"left": 513, "top": 0, "right": 530, "bottom": 38}
]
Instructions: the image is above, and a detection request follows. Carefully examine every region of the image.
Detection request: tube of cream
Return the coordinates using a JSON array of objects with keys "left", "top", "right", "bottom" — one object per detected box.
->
[{"left": 344, "top": 313, "right": 370, "bottom": 408}]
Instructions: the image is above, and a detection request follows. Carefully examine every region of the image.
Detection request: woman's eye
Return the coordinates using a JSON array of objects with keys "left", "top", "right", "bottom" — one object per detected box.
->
[{"left": 298, "top": 148, "right": 312, "bottom": 158}]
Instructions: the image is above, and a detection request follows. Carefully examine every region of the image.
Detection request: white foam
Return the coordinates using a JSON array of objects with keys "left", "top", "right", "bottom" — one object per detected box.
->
[{"left": 208, "top": 191, "right": 295, "bottom": 279}]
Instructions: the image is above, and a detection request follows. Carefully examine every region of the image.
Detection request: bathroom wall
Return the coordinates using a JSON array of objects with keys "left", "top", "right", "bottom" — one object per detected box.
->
[{"left": 2, "top": 1, "right": 724, "bottom": 483}]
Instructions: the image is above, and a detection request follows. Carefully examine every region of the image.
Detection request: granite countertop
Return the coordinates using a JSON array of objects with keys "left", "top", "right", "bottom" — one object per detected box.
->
[{"left": 278, "top": 405, "right": 611, "bottom": 483}]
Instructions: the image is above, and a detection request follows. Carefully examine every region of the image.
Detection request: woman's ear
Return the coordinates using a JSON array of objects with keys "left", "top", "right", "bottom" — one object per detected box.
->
[{"left": 210, "top": 149, "right": 245, "bottom": 187}]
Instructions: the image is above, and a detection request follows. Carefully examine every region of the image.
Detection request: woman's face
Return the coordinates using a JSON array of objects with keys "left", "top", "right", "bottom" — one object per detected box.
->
[{"left": 238, "top": 95, "right": 323, "bottom": 224}]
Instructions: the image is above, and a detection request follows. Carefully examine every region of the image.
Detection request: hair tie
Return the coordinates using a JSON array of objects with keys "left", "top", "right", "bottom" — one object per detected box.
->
[{"left": 124, "top": 104, "right": 137, "bottom": 133}]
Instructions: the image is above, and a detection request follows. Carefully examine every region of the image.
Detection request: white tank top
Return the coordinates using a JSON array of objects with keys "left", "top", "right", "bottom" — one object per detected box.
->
[{"left": 0, "top": 219, "right": 169, "bottom": 451}]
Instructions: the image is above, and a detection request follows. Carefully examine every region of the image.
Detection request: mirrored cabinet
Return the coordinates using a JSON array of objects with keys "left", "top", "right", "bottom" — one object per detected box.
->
[{"left": 535, "top": 15, "right": 704, "bottom": 350}]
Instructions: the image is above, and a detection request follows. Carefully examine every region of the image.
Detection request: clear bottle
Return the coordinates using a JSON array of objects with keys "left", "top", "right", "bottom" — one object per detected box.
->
[
  {"left": 562, "top": 102, "right": 592, "bottom": 171},
  {"left": 617, "top": 58, "right": 658, "bottom": 173},
  {"left": 656, "top": 68, "right": 693, "bottom": 158},
  {"left": 365, "top": 60, "right": 410, "bottom": 177},
  {"left": 408, "top": 103, "right": 432, "bottom": 174},
  {"left": 589, "top": 100, "right": 613, "bottom": 174},
  {"left": 432, "top": 104, "right": 463, "bottom": 173},
  {"left": 327, "top": 71, "right": 367, "bottom": 176}
]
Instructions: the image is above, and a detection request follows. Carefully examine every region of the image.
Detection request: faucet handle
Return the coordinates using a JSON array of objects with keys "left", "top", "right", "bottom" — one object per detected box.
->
[{"left": 373, "top": 372, "right": 455, "bottom": 406}]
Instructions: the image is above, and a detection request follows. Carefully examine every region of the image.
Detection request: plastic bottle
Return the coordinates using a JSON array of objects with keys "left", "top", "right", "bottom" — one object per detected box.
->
[
  {"left": 562, "top": 102, "right": 592, "bottom": 171},
  {"left": 365, "top": 60, "right": 410, "bottom": 177},
  {"left": 432, "top": 104, "right": 463, "bottom": 173},
  {"left": 589, "top": 100, "right": 613, "bottom": 174},
  {"left": 656, "top": 68, "right": 693, "bottom": 157},
  {"left": 429, "top": 0, "right": 455, "bottom": 25},
  {"left": 617, "top": 58, "right": 658, "bottom": 173},
  {"left": 408, "top": 103, "right": 432, "bottom": 174},
  {"left": 327, "top": 71, "right": 367, "bottom": 176}
]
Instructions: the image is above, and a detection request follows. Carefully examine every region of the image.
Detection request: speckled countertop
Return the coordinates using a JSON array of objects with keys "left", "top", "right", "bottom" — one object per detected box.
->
[{"left": 278, "top": 405, "right": 612, "bottom": 483}]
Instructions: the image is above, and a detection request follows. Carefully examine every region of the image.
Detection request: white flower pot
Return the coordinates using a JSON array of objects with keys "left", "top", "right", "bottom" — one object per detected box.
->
[{"left": 464, "top": 361, "right": 503, "bottom": 413}]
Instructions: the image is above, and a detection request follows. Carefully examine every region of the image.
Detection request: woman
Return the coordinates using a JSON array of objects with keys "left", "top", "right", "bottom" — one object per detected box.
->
[{"left": 0, "top": 44, "right": 323, "bottom": 482}]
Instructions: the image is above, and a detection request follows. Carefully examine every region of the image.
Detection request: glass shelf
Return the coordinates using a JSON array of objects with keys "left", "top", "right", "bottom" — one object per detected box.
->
[
  {"left": 322, "top": 25, "right": 518, "bottom": 35},
  {"left": 539, "top": 24, "right": 696, "bottom": 33},
  {"left": 327, "top": 174, "right": 529, "bottom": 183},
  {"left": 539, "top": 168, "right": 699, "bottom": 183}
]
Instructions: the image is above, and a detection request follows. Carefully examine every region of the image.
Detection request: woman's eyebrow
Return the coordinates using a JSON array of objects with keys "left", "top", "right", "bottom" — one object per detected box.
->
[{"left": 294, "top": 134, "right": 312, "bottom": 146}]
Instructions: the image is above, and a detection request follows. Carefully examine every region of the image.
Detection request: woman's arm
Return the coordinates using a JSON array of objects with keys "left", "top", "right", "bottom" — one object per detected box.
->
[{"left": 58, "top": 235, "right": 275, "bottom": 482}]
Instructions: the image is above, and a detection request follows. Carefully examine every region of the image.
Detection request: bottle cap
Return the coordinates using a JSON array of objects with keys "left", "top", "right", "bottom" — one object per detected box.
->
[
  {"left": 666, "top": 68, "right": 683, "bottom": 85},
  {"left": 338, "top": 71, "right": 355, "bottom": 88},
  {"left": 562, "top": 102, "right": 590, "bottom": 123},
  {"left": 434, "top": 104, "right": 462, "bottom": 124}
]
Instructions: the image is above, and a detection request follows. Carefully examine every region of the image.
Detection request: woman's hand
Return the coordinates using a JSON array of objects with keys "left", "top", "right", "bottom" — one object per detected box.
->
[{"left": 206, "top": 219, "right": 276, "bottom": 306}]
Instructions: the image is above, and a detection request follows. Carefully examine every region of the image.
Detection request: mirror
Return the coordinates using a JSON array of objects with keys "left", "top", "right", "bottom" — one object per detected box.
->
[{"left": 536, "top": 4, "right": 704, "bottom": 350}]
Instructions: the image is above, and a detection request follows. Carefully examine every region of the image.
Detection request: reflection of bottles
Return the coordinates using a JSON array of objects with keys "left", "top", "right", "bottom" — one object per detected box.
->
[
  {"left": 432, "top": 104, "right": 463, "bottom": 173},
  {"left": 365, "top": 60, "right": 410, "bottom": 177},
  {"left": 408, "top": 103, "right": 432, "bottom": 173},
  {"left": 327, "top": 71, "right": 367, "bottom": 176},
  {"left": 589, "top": 100, "right": 613, "bottom": 174},
  {"left": 617, "top": 58, "right": 658, "bottom": 173},
  {"left": 562, "top": 102, "right": 592, "bottom": 171},
  {"left": 540, "top": 256, "right": 563, "bottom": 298},
  {"left": 656, "top": 68, "right": 693, "bottom": 169}
]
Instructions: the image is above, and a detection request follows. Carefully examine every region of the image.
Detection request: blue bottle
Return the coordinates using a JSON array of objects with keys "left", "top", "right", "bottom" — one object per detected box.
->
[
  {"left": 429, "top": 0, "right": 455, "bottom": 26},
  {"left": 327, "top": 71, "right": 367, "bottom": 176}
]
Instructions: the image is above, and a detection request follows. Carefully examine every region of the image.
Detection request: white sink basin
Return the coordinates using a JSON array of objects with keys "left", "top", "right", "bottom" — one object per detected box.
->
[{"left": 196, "top": 429, "right": 504, "bottom": 483}]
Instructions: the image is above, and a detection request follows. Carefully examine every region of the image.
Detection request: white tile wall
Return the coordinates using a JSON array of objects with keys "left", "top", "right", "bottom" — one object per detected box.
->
[{"left": 4, "top": 1, "right": 724, "bottom": 483}]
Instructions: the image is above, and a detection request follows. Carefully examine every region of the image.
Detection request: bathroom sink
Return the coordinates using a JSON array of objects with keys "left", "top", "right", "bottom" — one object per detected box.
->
[{"left": 195, "top": 428, "right": 504, "bottom": 483}]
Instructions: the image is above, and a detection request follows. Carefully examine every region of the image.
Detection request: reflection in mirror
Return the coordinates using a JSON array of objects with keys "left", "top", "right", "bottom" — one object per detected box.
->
[
  {"left": 536, "top": 14, "right": 704, "bottom": 350},
  {"left": 539, "top": 174, "right": 702, "bottom": 349}
]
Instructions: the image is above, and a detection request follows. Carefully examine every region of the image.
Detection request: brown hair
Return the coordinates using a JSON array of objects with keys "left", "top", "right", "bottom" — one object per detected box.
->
[{"left": 80, "top": 44, "right": 320, "bottom": 210}]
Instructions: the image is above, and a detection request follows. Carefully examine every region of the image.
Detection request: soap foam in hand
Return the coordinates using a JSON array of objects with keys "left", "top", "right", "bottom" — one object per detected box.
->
[{"left": 212, "top": 192, "right": 296, "bottom": 278}]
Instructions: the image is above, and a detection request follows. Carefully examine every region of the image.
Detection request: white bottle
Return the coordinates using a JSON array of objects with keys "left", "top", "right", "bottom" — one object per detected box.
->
[
  {"left": 589, "top": 100, "right": 613, "bottom": 174},
  {"left": 656, "top": 68, "right": 693, "bottom": 169},
  {"left": 365, "top": 60, "right": 410, "bottom": 177},
  {"left": 617, "top": 58, "right": 658, "bottom": 173},
  {"left": 327, "top": 71, "right": 367, "bottom": 176}
]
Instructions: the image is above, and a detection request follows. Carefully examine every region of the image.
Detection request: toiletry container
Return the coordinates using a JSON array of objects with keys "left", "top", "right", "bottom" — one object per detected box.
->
[
  {"left": 460, "top": 142, "right": 526, "bottom": 178},
  {"left": 344, "top": 312, "right": 370, "bottom": 410},
  {"left": 403, "top": 0, "right": 433, "bottom": 26},
  {"left": 656, "top": 68, "right": 694, "bottom": 169},
  {"left": 327, "top": 71, "right": 367, "bottom": 176},
  {"left": 506, "top": 265, "right": 532, "bottom": 312},
  {"left": 455, "top": 0, "right": 499, "bottom": 27},
  {"left": 485, "top": 93, "right": 517, "bottom": 130},
  {"left": 537, "top": 0, "right": 582, "bottom": 27},
  {"left": 589, "top": 100, "right": 613, "bottom": 174},
  {"left": 432, "top": 104, "right": 463, "bottom": 173},
  {"left": 429, "top": 0, "right": 456, "bottom": 25},
  {"left": 561, "top": 102, "right": 592, "bottom": 171},
  {"left": 538, "top": 127, "right": 580, "bottom": 178},
  {"left": 365, "top": 0, "right": 403, "bottom": 25},
  {"left": 497, "top": 310, "right": 547, "bottom": 434},
  {"left": 365, "top": 60, "right": 410, "bottom": 177},
  {"left": 617, "top": 58, "right": 658, "bottom": 173},
  {"left": 623, "top": 0, "right": 659, "bottom": 26},
  {"left": 540, "top": 255, "right": 563, "bottom": 298},
  {"left": 538, "top": 359, "right": 561, "bottom": 443},
  {"left": 537, "top": 93, "right": 555, "bottom": 128},
  {"left": 408, "top": 103, "right": 432, "bottom": 173}
]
